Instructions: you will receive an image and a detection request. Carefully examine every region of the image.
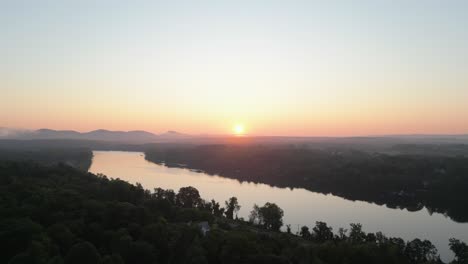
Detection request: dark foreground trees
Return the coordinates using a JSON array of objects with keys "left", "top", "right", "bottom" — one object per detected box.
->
[
  {"left": 224, "top": 197, "right": 241, "bottom": 220},
  {"left": 176, "top": 186, "right": 202, "bottom": 208},
  {"left": 313, "top": 221, "right": 334, "bottom": 242},
  {"left": 449, "top": 238, "right": 468, "bottom": 264},
  {"left": 64, "top": 242, "right": 101, "bottom": 264},
  {"left": 0, "top": 161, "right": 463, "bottom": 264},
  {"left": 249, "top": 202, "right": 284, "bottom": 231}
]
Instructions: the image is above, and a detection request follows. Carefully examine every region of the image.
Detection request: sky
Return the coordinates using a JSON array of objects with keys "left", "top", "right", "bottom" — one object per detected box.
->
[{"left": 1, "top": 0, "right": 468, "bottom": 136}]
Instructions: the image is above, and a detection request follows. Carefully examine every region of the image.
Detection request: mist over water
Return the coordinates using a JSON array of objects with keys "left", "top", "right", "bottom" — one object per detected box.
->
[{"left": 89, "top": 151, "right": 468, "bottom": 262}]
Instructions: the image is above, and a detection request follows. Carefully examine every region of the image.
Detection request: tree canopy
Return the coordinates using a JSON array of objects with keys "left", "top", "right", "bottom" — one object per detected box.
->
[
  {"left": 249, "top": 202, "right": 284, "bottom": 231},
  {"left": 0, "top": 160, "right": 462, "bottom": 264}
]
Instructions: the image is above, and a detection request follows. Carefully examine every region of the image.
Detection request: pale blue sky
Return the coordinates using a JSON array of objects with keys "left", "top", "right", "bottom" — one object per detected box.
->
[{"left": 1, "top": 0, "right": 468, "bottom": 135}]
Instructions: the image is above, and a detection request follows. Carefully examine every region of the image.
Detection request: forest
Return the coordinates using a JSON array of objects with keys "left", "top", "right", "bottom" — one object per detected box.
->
[
  {"left": 145, "top": 144, "right": 468, "bottom": 222},
  {"left": 1, "top": 160, "right": 467, "bottom": 264},
  {"left": 0, "top": 147, "right": 92, "bottom": 171}
]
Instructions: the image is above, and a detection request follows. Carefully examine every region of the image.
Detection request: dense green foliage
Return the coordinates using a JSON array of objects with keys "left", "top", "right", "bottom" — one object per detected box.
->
[
  {"left": 145, "top": 145, "right": 468, "bottom": 222},
  {"left": 0, "top": 148, "right": 92, "bottom": 171},
  {"left": 249, "top": 203, "right": 284, "bottom": 231},
  {"left": 224, "top": 197, "right": 241, "bottom": 220},
  {"left": 2, "top": 161, "right": 466, "bottom": 263},
  {"left": 449, "top": 239, "right": 468, "bottom": 264}
]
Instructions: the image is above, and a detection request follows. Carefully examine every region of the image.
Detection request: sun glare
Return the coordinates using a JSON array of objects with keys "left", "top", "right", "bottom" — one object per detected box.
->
[{"left": 233, "top": 124, "right": 245, "bottom": 135}]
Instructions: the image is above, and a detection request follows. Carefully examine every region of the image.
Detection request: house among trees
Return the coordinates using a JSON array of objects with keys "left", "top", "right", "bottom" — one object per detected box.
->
[{"left": 198, "top": 221, "right": 210, "bottom": 236}]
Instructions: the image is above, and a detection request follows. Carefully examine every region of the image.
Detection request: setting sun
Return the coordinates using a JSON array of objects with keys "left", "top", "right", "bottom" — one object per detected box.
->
[{"left": 233, "top": 124, "right": 245, "bottom": 135}]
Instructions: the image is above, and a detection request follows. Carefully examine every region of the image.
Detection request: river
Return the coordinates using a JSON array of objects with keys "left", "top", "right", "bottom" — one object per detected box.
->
[{"left": 88, "top": 151, "right": 468, "bottom": 262}]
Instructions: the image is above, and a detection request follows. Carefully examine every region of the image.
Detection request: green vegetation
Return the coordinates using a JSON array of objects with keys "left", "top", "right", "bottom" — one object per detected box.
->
[
  {"left": 1, "top": 161, "right": 467, "bottom": 263},
  {"left": 449, "top": 239, "right": 468, "bottom": 264},
  {"left": 0, "top": 148, "right": 92, "bottom": 171},
  {"left": 145, "top": 145, "right": 468, "bottom": 222},
  {"left": 249, "top": 203, "right": 284, "bottom": 231}
]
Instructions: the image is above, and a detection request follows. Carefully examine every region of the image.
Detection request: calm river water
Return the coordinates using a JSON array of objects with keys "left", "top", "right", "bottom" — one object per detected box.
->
[{"left": 89, "top": 151, "right": 468, "bottom": 262}]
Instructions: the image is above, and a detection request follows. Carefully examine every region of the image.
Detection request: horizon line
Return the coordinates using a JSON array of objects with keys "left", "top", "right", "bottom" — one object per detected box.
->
[{"left": 1, "top": 126, "right": 468, "bottom": 139}]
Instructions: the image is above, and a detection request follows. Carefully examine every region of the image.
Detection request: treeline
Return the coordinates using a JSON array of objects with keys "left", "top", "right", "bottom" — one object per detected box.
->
[
  {"left": 1, "top": 161, "right": 467, "bottom": 263},
  {"left": 0, "top": 148, "right": 92, "bottom": 171},
  {"left": 391, "top": 144, "right": 468, "bottom": 157},
  {"left": 145, "top": 145, "right": 468, "bottom": 222}
]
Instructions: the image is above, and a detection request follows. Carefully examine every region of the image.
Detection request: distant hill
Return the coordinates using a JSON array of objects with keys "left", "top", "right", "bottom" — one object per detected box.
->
[
  {"left": 1, "top": 127, "right": 467, "bottom": 145},
  {"left": 158, "top": 130, "right": 192, "bottom": 140},
  {"left": 81, "top": 129, "right": 158, "bottom": 142},
  {"left": 0, "top": 127, "right": 30, "bottom": 138},
  {"left": 31, "top": 129, "right": 82, "bottom": 139},
  {"left": 0, "top": 128, "right": 191, "bottom": 143}
]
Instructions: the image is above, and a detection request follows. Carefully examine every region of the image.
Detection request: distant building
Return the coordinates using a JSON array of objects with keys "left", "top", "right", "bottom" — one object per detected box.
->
[{"left": 198, "top": 221, "right": 210, "bottom": 236}]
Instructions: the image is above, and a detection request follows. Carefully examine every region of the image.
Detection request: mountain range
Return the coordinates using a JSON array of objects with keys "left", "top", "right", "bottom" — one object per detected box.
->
[
  {"left": 0, "top": 128, "right": 190, "bottom": 143},
  {"left": 1, "top": 127, "right": 468, "bottom": 145}
]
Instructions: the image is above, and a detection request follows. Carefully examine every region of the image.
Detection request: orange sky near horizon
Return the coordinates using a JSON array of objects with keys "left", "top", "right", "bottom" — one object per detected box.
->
[
  {"left": 2, "top": 1, "right": 468, "bottom": 137},
  {"left": 2, "top": 98, "right": 467, "bottom": 136}
]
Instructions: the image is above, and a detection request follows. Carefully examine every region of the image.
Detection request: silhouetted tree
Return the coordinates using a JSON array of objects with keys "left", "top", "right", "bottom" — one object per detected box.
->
[
  {"left": 405, "top": 239, "right": 439, "bottom": 263},
  {"left": 176, "top": 186, "right": 202, "bottom": 208},
  {"left": 349, "top": 223, "right": 366, "bottom": 243},
  {"left": 300, "top": 226, "right": 311, "bottom": 239},
  {"left": 250, "top": 203, "right": 284, "bottom": 231},
  {"left": 154, "top": 188, "right": 176, "bottom": 204},
  {"left": 211, "top": 199, "right": 225, "bottom": 217},
  {"left": 313, "top": 221, "right": 333, "bottom": 242},
  {"left": 449, "top": 238, "right": 468, "bottom": 264},
  {"left": 249, "top": 204, "right": 260, "bottom": 224},
  {"left": 337, "top": 227, "right": 348, "bottom": 240},
  {"left": 225, "top": 197, "right": 241, "bottom": 220}
]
